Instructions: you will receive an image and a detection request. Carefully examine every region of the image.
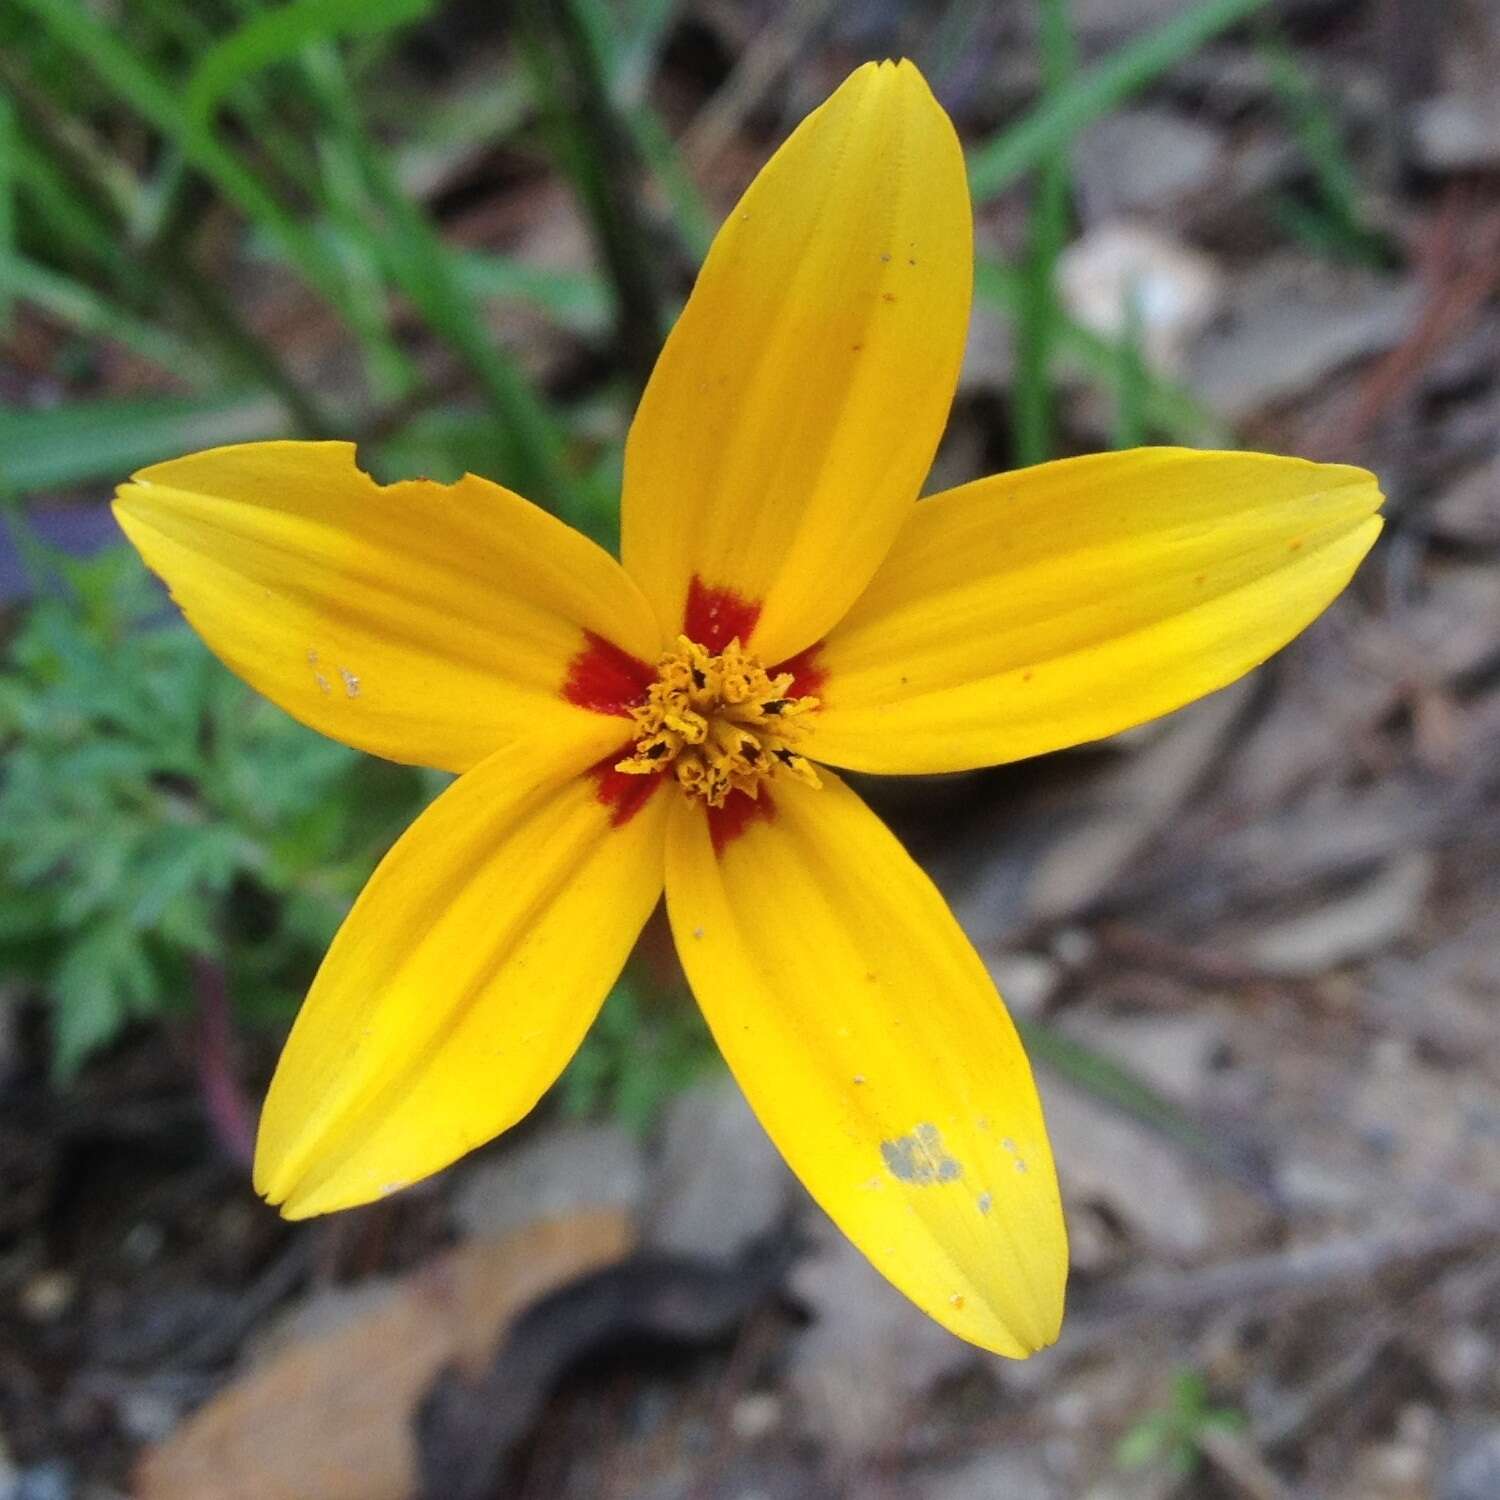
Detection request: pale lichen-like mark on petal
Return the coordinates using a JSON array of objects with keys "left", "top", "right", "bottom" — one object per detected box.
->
[{"left": 880, "top": 1121, "right": 962, "bottom": 1185}]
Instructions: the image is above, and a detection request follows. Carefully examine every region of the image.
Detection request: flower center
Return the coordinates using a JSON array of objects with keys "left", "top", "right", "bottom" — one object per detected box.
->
[{"left": 615, "top": 636, "right": 821, "bottom": 807}]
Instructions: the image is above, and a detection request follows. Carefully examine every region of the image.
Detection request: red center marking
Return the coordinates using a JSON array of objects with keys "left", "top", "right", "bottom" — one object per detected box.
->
[
  {"left": 562, "top": 631, "right": 655, "bottom": 717},
  {"left": 707, "top": 788, "right": 775, "bottom": 855},
  {"left": 770, "top": 641, "right": 826, "bottom": 699},
  {"left": 683, "top": 576, "right": 762, "bottom": 654},
  {"left": 590, "top": 751, "right": 661, "bottom": 828}
]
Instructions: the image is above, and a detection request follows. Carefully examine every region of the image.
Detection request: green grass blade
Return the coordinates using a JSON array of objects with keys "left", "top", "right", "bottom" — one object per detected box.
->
[
  {"left": 12, "top": 137, "right": 130, "bottom": 281},
  {"left": 185, "top": 0, "right": 435, "bottom": 127},
  {"left": 1011, "top": 0, "right": 1076, "bottom": 467},
  {"left": 968, "top": 0, "right": 1271, "bottom": 203},
  {"left": 297, "top": 43, "right": 589, "bottom": 516},
  {"left": 0, "top": 93, "right": 16, "bottom": 335},
  {"left": 1258, "top": 30, "right": 1390, "bottom": 267},
  {"left": 1113, "top": 279, "right": 1150, "bottom": 449},
  {"left": 314, "top": 146, "right": 419, "bottom": 403},
  {"left": 1018, "top": 1018, "right": 1271, "bottom": 1193},
  {"left": 519, "top": 0, "right": 668, "bottom": 388},
  {"left": 976, "top": 258, "right": 1229, "bottom": 446},
  {"left": 0, "top": 391, "right": 284, "bottom": 496},
  {"left": 391, "top": 69, "right": 531, "bottom": 195},
  {"left": 5, "top": 254, "right": 209, "bottom": 377},
  {"left": 626, "top": 102, "right": 716, "bottom": 262},
  {"left": 13, "top": 0, "right": 361, "bottom": 326},
  {"left": 454, "top": 251, "right": 612, "bottom": 336},
  {"left": 313, "top": 228, "right": 612, "bottom": 337},
  {"left": 606, "top": 0, "right": 682, "bottom": 106},
  {"left": 8, "top": 105, "right": 317, "bottom": 427},
  {"left": 572, "top": 0, "right": 717, "bottom": 260}
]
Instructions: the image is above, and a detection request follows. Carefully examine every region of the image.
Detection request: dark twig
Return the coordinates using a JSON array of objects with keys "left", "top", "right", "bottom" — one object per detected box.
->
[
  {"left": 1198, "top": 1425, "right": 1306, "bottom": 1500},
  {"left": 1304, "top": 193, "right": 1500, "bottom": 460},
  {"left": 190, "top": 956, "right": 256, "bottom": 1170},
  {"left": 1065, "top": 1204, "right": 1500, "bottom": 1343},
  {"left": 415, "top": 1232, "right": 799, "bottom": 1500},
  {"left": 171, "top": 1233, "right": 319, "bottom": 1369}
]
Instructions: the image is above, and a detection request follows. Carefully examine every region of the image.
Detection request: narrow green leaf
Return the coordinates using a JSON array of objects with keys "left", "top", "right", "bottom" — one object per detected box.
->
[
  {"left": 968, "top": 0, "right": 1271, "bottom": 203},
  {"left": 185, "top": 0, "right": 436, "bottom": 127},
  {"left": 12, "top": 137, "right": 146, "bottom": 295},
  {"left": 1258, "top": 29, "right": 1389, "bottom": 267},
  {"left": 0, "top": 391, "right": 283, "bottom": 496},
  {"left": 975, "top": 257, "right": 1229, "bottom": 445},
  {"left": 1018, "top": 1016, "right": 1271, "bottom": 1193},
  {"left": 0, "top": 93, "right": 16, "bottom": 335},
  {"left": 312, "top": 133, "right": 420, "bottom": 402},
  {"left": 603, "top": 0, "right": 682, "bottom": 107},
  {"left": 1113, "top": 277, "right": 1150, "bottom": 449},
  {"left": 12, "top": 0, "right": 362, "bottom": 326},
  {"left": 6, "top": 254, "right": 207, "bottom": 377},
  {"left": 297, "top": 42, "right": 589, "bottom": 515},
  {"left": 573, "top": 0, "right": 717, "bottom": 259},
  {"left": 1011, "top": 0, "right": 1077, "bottom": 467},
  {"left": 453, "top": 250, "right": 612, "bottom": 335}
]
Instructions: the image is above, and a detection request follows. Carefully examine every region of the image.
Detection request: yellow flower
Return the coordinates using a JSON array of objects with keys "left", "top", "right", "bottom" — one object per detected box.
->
[{"left": 112, "top": 60, "right": 1382, "bottom": 1357}]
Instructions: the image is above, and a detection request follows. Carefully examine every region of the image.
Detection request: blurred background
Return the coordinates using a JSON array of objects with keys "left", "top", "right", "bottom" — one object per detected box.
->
[{"left": 2, "top": 0, "right": 1499, "bottom": 1496}]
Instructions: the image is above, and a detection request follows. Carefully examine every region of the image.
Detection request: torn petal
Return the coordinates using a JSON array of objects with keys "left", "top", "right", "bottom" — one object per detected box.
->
[{"left": 115, "top": 441, "right": 659, "bottom": 772}]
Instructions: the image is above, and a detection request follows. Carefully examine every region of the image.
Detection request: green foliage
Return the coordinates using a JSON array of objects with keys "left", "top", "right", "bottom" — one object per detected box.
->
[
  {"left": 1115, "top": 1368, "right": 1247, "bottom": 1477},
  {"left": 558, "top": 975, "right": 721, "bottom": 1137},
  {"left": 1010, "top": 0, "right": 1078, "bottom": 469},
  {"left": 966, "top": 0, "right": 1272, "bottom": 203},
  {"left": 1258, "top": 30, "right": 1393, "bottom": 269},
  {"left": 0, "top": 0, "right": 1389, "bottom": 1119},
  {"left": 183, "top": 0, "right": 436, "bottom": 130},
  {"left": 0, "top": 391, "right": 283, "bottom": 495},
  {"left": 3, "top": 0, "right": 1292, "bottom": 504},
  {"left": 0, "top": 541, "right": 431, "bottom": 1079}
]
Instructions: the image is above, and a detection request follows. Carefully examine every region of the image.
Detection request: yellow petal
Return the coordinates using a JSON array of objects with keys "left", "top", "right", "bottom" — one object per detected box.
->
[
  {"left": 811, "top": 448, "right": 1384, "bottom": 773},
  {"left": 255, "top": 738, "right": 667, "bottom": 1219},
  {"left": 665, "top": 773, "right": 1065, "bottom": 1356},
  {"left": 114, "top": 441, "right": 661, "bottom": 774},
  {"left": 621, "top": 60, "right": 971, "bottom": 663}
]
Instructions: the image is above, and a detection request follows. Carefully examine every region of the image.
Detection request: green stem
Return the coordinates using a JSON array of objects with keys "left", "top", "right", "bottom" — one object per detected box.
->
[
  {"left": 0, "top": 94, "right": 15, "bottom": 336},
  {"left": 520, "top": 0, "right": 667, "bottom": 392},
  {"left": 968, "top": 0, "right": 1270, "bottom": 202},
  {"left": 1011, "top": 0, "right": 1076, "bottom": 467}
]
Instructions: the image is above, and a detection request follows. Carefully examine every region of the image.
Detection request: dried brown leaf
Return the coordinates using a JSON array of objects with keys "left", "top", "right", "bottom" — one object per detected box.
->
[{"left": 135, "top": 1208, "right": 634, "bottom": 1500}]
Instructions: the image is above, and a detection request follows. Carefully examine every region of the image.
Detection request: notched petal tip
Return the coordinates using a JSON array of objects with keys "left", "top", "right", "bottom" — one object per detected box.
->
[
  {"left": 251, "top": 1136, "right": 309, "bottom": 1219},
  {"left": 258, "top": 1184, "right": 365, "bottom": 1223},
  {"left": 837, "top": 55, "right": 944, "bottom": 118},
  {"left": 255, "top": 1120, "right": 378, "bottom": 1220}
]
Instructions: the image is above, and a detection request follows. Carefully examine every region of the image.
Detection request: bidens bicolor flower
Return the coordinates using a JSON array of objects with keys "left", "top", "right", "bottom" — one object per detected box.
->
[{"left": 112, "top": 61, "right": 1383, "bottom": 1356}]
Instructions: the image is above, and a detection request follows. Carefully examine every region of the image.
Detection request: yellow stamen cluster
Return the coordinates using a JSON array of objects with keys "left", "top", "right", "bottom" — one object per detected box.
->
[{"left": 616, "top": 636, "right": 821, "bottom": 807}]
